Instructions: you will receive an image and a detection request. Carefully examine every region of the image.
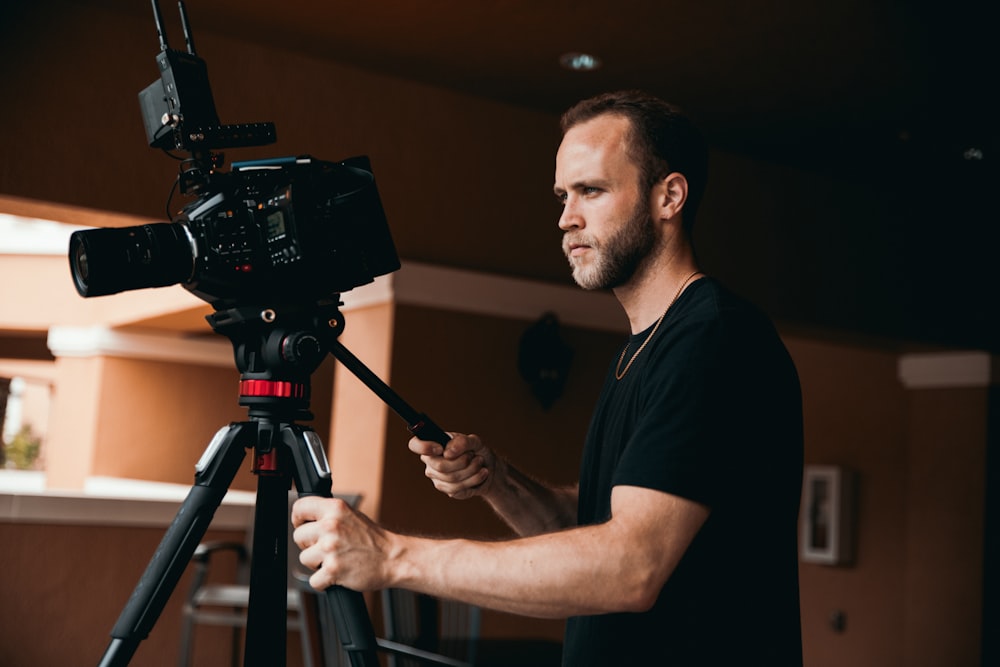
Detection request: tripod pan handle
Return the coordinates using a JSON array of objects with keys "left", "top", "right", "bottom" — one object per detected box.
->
[{"left": 408, "top": 413, "right": 451, "bottom": 447}]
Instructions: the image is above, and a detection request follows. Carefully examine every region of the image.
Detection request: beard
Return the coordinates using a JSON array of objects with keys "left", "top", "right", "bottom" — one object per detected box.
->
[{"left": 563, "top": 199, "right": 657, "bottom": 290}]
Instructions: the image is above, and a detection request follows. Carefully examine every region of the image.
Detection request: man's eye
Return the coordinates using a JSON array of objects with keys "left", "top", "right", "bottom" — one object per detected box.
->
[{"left": 583, "top": 186, "right": 601, "bottom": 195}]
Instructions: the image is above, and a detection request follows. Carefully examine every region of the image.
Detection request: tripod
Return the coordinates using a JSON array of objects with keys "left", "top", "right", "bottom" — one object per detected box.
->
[{"left": 96, "top": 300, "right": 450, "bottom": 667}]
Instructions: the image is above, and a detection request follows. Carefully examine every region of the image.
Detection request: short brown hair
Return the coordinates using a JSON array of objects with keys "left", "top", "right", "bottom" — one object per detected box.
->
[{"left": 561, "top": 90, "right": 708, "bottom": 233}]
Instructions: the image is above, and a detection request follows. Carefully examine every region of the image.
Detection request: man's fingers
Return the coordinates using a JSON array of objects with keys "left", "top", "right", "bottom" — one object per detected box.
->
[
  {"left": 408, "top": 436, "right": 444, "bottom": 457},
  {"left": 422, "top": 450, "right": 477, "bottom": 473}
]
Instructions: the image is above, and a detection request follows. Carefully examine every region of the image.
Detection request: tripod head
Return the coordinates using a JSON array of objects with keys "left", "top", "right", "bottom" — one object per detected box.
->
[
  {"left": 206, "top": 299, "right": 346, "bottom": 422},
  {"left": 206, "top": 297, "right": 450, "bottom": 449}
]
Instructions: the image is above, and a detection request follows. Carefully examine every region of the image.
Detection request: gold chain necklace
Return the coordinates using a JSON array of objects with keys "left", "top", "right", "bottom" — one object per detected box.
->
[{"left": 614, "top": 271, "right": 701, "bottom": 380}]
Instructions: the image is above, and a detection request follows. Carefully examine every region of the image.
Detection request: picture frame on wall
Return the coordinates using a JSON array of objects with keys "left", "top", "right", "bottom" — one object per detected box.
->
[{"left": 800, "top": 464, "right": 857, "bottom": 566}]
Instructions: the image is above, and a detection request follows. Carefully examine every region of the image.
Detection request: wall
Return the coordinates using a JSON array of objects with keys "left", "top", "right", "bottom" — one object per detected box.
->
[
  {"left": 366, "top": 301, "right": 992, "bottom": 660},
  {"left": 0, "top": 319, "right": 991, "bottom": 665},
  {"left": 0, "top": 1, "right": 564, "bottom": 287},
  {"left": 0, "top": 516, "right": 253, "bottom": 666},
  {"left": 788, "top": 340, "right": 989, "bottom": 667},
  {"left": 327, "top": 301, "right": 396, "bottom": 521},
  {"left": 35, "top": 341, "right": 334, "bottom": 492},
  {"left": 377, "top": 303, "right": 621, "bottom": 642},
  {"left": 901, "top": 386, "right": 986, "bottom": 666},
  {"left": 791, "top": 338, "right": 909, "bottom": 665}
]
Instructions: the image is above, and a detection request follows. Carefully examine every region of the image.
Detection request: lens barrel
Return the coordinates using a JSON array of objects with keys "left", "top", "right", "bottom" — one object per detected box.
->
[{"left": 69, "top": 223, "right": 196, "bottom": 297}]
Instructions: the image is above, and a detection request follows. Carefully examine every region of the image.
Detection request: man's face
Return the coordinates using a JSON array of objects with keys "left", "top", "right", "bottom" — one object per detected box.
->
[{"left": 554, "top": 114, "right": 656, "bottom": 291}]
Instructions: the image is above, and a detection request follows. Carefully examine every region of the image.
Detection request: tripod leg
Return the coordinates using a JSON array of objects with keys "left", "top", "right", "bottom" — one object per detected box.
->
[
  {"left": 244, "top": 473, "right": 293, "bottom": 666},
  {"left": 97, "top": 423, "right": 253, "bottom": 667},
  {"left": 285, "top": 424, "right": 381, "bottom": 667}
]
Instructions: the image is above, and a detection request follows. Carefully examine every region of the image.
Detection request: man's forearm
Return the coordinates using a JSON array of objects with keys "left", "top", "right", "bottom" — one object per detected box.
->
[
  {"left": 484, "top": 458, "right": 578, "bottom": 536},
  {"left": 293, "top": 485, "right": 708, "bottom": 618},
  {"left": 388, "top": 522, "right": 646, "bottom": 618},
  {"left": 381, "top": 486, "right": 708, "bottom": 619}
]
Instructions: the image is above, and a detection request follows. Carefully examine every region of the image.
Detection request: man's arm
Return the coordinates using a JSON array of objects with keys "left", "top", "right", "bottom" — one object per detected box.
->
[
  {"left": 409, "top": 433, "right": 578, "bottom": 536},
  {"left": 291, "top": 484, "right": 709, "bottom": 618}
]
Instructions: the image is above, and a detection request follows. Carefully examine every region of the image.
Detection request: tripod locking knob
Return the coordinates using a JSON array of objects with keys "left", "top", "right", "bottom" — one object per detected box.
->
[{"left": 281, "top": 332, "right": 323, "bottom": 366}]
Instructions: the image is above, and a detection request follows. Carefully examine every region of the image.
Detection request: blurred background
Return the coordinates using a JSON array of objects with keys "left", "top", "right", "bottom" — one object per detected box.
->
[{"left": 0, "top": 1, "right": 994, "bottom": 666}]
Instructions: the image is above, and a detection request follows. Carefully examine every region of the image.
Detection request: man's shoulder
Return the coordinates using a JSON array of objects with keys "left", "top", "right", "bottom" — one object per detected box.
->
[
  {"left": 672, "top": 277, "right": 774, "bottom": 337},
  {"left": 685, "top": 276, "right": 761, "bottom": 314},
  {"left": 659, "top": 278, "right": 794, "bottom": 377}
]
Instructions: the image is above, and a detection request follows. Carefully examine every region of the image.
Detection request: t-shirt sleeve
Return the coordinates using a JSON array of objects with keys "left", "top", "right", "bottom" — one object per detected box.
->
[{"left": 610, "top": 316, "right": 734, "bottom": 507}]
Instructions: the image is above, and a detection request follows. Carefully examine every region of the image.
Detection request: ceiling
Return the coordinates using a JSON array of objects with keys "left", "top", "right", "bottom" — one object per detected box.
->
[
  {"left": 22, "top": 0, "right": 1000, "bottom": 351},
  {"left": 79, "top": 0, "right": 992, "bottom": 177}
]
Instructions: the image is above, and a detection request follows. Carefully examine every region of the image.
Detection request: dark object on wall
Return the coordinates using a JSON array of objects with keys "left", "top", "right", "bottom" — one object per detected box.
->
[{"left": 518, "top": 312, "right": 573, "bottom": 410}]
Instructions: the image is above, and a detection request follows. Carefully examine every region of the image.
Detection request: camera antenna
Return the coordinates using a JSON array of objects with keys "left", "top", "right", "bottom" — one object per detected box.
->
[
  {"left": 138, "top": 0, "right": 276, "bottom": 159},
  {"left": 150, "top": 0, "right": 169, "bottom": 51},
  {"left": 177, "top": 0, "right": 198, "bottom": 55}
]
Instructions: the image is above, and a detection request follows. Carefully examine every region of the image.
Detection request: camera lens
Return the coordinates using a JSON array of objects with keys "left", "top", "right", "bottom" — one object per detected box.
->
[
  {"left": 73, "top": 239, "right": 90, "bottom": 284},
  {"left": 68, "top": 222, "right": 196, "bottom": 297}
]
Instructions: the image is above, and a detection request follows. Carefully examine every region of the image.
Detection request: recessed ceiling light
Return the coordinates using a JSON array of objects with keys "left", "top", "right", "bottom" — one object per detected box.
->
[{"left": 559, "top": 52, "right": 602, "bottom": 71}]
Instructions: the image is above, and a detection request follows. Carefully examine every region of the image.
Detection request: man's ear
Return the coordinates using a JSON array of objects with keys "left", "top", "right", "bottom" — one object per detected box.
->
[{"left": 655, "top": 172, "right": 689, "bottom": 222}]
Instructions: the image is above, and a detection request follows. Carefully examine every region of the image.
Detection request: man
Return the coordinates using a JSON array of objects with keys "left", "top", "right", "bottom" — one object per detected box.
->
[{"left": 293, "top": 90, "right": 804, "bottom": 665}]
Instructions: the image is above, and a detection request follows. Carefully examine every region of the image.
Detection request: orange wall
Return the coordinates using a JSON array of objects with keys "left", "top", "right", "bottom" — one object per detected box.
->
[
  {"left": 0, "top": 320, "right": 989, "bottom": 665},
  {"left": 327, "top": 302, "right": 397, "bottom": 520},
  {"left": 787, "top": 338, "right": 987, "bottom": 667},
  {"left": 901, "top": 388, "right": 986, "bottom": 667},
  {"left": 0, "top": 522, "right": 252, "bottom": 667},
  {"left": 377, "top": 304, "right": 620, "bottom": 642},
  {"left": 790, "top": 338, "right": 910, "bottom": 665},
  {"left": 41, "top": 350, "right": 334, "bottom": 491},
  {"left": 369, "top": 307, "right": 989, "bottom": 660}
]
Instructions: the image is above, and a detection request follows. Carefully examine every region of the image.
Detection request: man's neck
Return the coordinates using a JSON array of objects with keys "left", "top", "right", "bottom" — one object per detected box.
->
[{"left": 615, "top": 253, "right": 701, "bottom": 334}]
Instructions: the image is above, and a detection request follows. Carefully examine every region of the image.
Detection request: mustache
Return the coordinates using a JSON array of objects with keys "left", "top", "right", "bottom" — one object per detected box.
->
[{"left": 562, "top": 233, "right": 596, "bottom": 255}]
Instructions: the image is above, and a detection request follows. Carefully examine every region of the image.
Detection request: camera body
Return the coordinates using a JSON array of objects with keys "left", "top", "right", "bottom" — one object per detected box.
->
[
  {"left": 188, "top": 155, "right": 399, "bottom": 308},
  {"left": 70, "top": 155, "right": 399, "bottom": 309}
]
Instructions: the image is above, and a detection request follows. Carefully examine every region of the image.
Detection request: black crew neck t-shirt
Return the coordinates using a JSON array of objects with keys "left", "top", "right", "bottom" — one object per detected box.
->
[{"left": 562, "top": 278, "right": 804, "bottom": 666}]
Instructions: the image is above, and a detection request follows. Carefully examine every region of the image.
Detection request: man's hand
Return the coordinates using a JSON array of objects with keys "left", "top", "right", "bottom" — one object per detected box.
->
[
  {"left": 408, "top": 432, "right": 498, "bottom": 500},
  {"left": 291, "top": 496, "right": 398, "bottom": 592}
]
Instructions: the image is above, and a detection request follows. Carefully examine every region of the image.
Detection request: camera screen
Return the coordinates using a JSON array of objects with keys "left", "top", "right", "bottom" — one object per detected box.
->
[{"left": 266, "top": 210, "right": 287, "bottom": 240}]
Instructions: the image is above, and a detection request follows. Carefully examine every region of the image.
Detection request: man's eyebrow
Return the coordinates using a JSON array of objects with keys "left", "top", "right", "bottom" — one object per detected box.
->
[{"left": 554, "top": 180, "right": 590, "bottom": 194}]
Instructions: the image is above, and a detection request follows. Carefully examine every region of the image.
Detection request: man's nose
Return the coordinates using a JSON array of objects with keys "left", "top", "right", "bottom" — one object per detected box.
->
[{"left": 558, "top": 198, "right": 582, "bottom": 231}]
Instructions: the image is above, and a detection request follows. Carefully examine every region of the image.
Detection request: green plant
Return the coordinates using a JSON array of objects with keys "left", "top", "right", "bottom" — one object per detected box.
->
[{"left": 4, "top": 424, "right": 42, "bottom": 470}]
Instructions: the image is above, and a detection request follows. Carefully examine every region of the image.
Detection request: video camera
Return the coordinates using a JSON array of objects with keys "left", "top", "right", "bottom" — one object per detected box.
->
[{"left": 68, "top": 0, "right": 399, "bottom": 310}]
